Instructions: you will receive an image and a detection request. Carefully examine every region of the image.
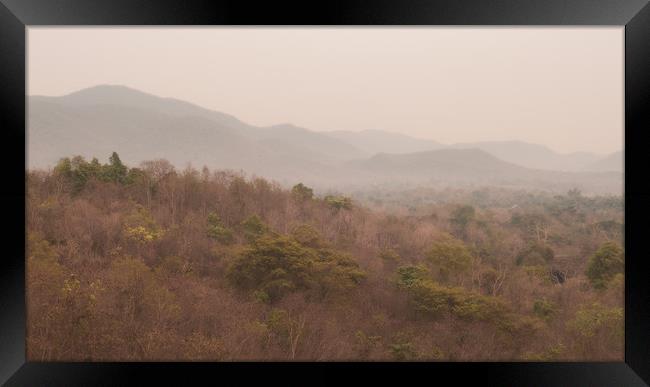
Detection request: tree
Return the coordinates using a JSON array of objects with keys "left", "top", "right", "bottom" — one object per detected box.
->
[
  {"left": 568, "top": 302, "right": 623, "bottom": 357},
  {"left": 103, "top": 152, "right": 128, "bottom": 184},
  {"left": 290, "top": 224, "right": 324, "bottom": 248},
  {"left": 241, "top": 214, "right": 269, "bottom": 242},
  {"left": 206, "top": 212, "right": 234, "bottom": 244},
  {"left": 291, "top": 183, "right": 313, "bottom": 202},
  {"left": 396, "top": 265, "right": 429, "bottom": 288},
  {"left": 379, "top": 248, "right": 401, "bottom": 271},
  {"left": 324, "top": 195, "right": 352, "bottom": 211},
  {"left": 450, "top": 204, "right": 475, "bottom": 238},
  {"left": 227, "top": 234, "right": 317, "bottom": 301},
  {"left": 426, "top": 235, "right": 473, "bottom": 283},
  {"left": 227, "top": 234, "right": 364, "bottom": 302},
  {"left": 123, "top": 204, "right": 164, "bottom": 244},
  {"left": 516, "top": 242, "right": 554, "bottom": 266},
  {"left": 53, "top": 157, "right": 73, "bottom": 178},
  {"left": 53, "top": 156, "right": 94, "bottom": 193},
  {"left": 106, "top": 256, "right": 180, "bottom": 330},
  {"left": 586, "top": 242, "right": 624, "bottom": 289},
  {"left": 395, "top": 269, "right": 511, "bottom": 326},
  {"left": 511, "top": 212, "right": 550, "bottom": 243}
]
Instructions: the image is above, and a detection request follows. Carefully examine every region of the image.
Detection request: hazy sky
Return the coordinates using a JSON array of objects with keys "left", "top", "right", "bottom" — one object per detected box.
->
[{"left": 28, "top": 27, "right": 623, "bottom": 154}]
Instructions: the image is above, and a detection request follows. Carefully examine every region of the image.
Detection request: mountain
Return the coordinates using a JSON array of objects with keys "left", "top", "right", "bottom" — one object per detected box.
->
[
  {"left": 324, "top": 133, "right": 616, "bottom": 174},
  {"left": 350, "top": 148, "right": 523, "bottom": 177},
  {"left": 31, "top": 84, "right": 252, "bottom": 132},
  {"left": 325, "top": 129, "right": 444, "bottom": 156},
  {"left": 583, "top": 151, "right": 624, "bottom": 173},
  {"left": 258, "top": 124, "right": 364, "bottom": 162},
  {"left": 347, "top": 148, "right": 621, "bottom": 194},
  {"left": 28, "top": 86, "right": 366, "bottom": 183},
  {"left": 448, "top": 141, "right": 602, "bottom": 172},
  {"left": 28, "top": 85, "right": 622, "bottom": 195}
]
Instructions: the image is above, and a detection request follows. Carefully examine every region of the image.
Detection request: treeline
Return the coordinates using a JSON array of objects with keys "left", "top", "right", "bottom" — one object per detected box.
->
[{"left": 26, "top": 153, "right": 624, "bottom": 361}]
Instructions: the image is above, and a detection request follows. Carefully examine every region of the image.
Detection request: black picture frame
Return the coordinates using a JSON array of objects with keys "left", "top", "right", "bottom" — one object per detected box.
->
[{"left": 1, "top": 1, "right": 648, "bottom": 385}]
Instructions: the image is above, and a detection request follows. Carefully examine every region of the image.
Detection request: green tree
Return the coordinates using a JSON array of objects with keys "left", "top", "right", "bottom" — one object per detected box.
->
[
  {"left": 567, "top": 302, "right": 623, "bottom": 356},
  {"left": 426, "top": 235, "right": 473, "bottom": 283},
  {"left": 396, "top": 265, "right": 430, "bottom": 288},
  {"left": 241, "top": 214, "right": 269, "bottom": 242},
  {"left": 227, "top": 234, "right": 363, "bottom": 302},
  {"left": 227, "top": 235, "right": 317, "bottom": 301},
  {"left": 516, "top": 242, "right": 554, "bottom": 266},
  {"left": 103, "top": 152, "right": 129, "bottom": 184},
  {"left": 53, "top": 157, "right": 73, "bottom": 178},
  {"left": 586, "top": 242, "right": 624, "bottom": 289},
  {"left": 123, "top": 204, "right": 164, "bottom": 243},
  {"left": 450, "top": 205, "right": 475, "bottom": 238},
  {"left": 291, "top": 183, "right": 314, "bottom": 202},
  {"left": 510, "top": 212, "right": 550, "bottom": 242},
  {"left": 290, "top": 224, "right": 324, "bottom": 248},
  {"left": 533, "top": 298, "right": 556, "bottom": 322},
  {"left": 54, "top": 156, "right": 97, "bottom": 193},
  {"left": 206, "top": 212, "right": 234, "bottom": 244},
  {"left": 324, "top": 195, "right": 353, "bottom": 210}
]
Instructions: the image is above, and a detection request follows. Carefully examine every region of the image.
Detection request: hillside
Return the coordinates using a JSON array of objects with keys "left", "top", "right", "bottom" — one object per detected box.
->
[
  {"left": 584, "top": 151, "right": 624, "bottom": 173},
  {"left": 26, "top": 157, "right": 624, "bottom": 361},
  {"left": 347, "top": 148, "right": 622, "bottom": 194},
  {"left": 28, "top": 85, "right": 622, "bottom": 194},
  {"left": 325, "top": 129, "right": 444, "bottom": 156},
  {"left": 448, "top": 141, "right": 602, "bottom": 172}
]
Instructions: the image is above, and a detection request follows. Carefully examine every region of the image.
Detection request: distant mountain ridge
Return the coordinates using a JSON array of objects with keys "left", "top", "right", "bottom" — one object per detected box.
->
[
  {"left": 28, "top": 85, "right": 622, "bottom": 194},
  {"left": 583, "top": 150, "right": 623, "bottom": 172},
  {"left": 325, "top": 129, "right": 444, "bottom": 156},
  {"left": 448, "top": 141, "right": 603, "bottom": 172}
]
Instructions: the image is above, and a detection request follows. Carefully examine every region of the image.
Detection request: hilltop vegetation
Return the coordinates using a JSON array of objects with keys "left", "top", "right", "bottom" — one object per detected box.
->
[{"left": 27, "top": 153, "right": 623, "bottom": 361}]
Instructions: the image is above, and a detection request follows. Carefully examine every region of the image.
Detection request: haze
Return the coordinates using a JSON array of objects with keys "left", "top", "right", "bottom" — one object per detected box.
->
[{"left": 28, "top": 27, "right": 623, "bottom": 154}]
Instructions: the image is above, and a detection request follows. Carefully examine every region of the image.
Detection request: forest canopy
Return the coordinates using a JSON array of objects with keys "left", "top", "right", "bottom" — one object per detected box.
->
[{"left": 26, "top": 153, "right": 624, "bottom": 361}]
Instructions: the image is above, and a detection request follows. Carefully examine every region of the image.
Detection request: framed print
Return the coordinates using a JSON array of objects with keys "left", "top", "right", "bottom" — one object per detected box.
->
[{"left": 1, "top": 0, "right": 649, "bottom": 385}]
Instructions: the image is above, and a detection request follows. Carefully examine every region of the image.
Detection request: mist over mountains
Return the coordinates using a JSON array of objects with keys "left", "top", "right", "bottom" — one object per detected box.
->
[{"left": 28, "top": 85, "right": 623, "bottom": 194}]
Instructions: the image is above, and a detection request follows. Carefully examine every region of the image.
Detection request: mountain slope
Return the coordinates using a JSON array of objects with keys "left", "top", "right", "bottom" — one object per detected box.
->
[
  {"left": 583, "top": 151, "right": 623, "bottom": 172},
  {"left": 28, "top": 85, "right": 622, "bottom": 194},
  {"left": 347, "top": 148, "right": 621, "bottom": 194},
  {"left": 325, "top": 129, "right": 444, "bottom": 156},
  {"left": 258, "top": 124, "right": 364, "bottom": 162},
  {"left": 31, "top": 84, "right": 252, "bottom": 132},
  {"left": 448, "top": 141, "right": 601, "bottom": 172},
  {"left": 30, "top": 85, "right": 364, "bottom": 164}
]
